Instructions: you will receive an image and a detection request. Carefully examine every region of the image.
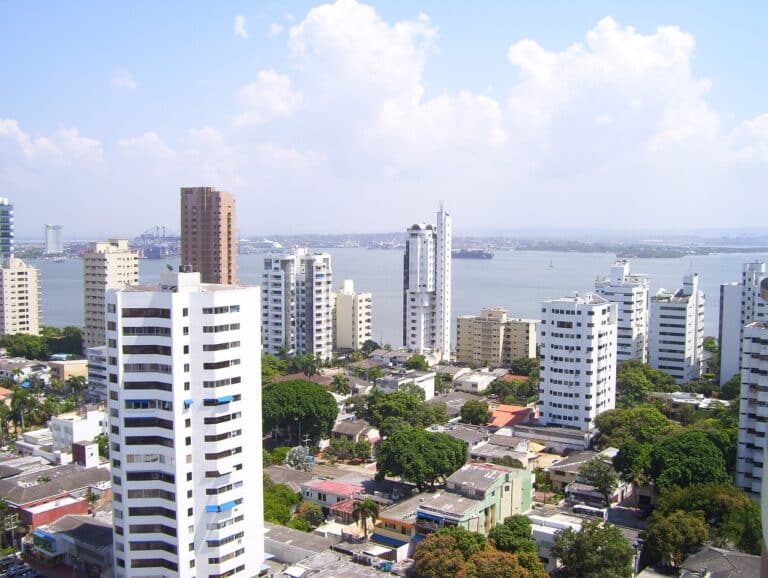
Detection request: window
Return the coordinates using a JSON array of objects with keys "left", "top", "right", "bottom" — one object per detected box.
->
[{"left": 122, "top": 308, "right": 171, "bottom": 319}]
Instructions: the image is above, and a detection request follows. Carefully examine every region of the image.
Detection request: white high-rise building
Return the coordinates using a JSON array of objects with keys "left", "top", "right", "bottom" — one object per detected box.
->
[
  {"left": 719, "top": 262, "right": 768, "bottom": 384},
  {"left": 44, "top": 224, "right": 64, "bottom": 254},
  {"left": 83, "top": 240, "right": 139, "bottom": 349},
  {"left": 538, "top": 293, "right": 617, "bottom": 431},
  {"left": 649, "top": 274, "right": 705, "bottom": 384},
  {"left": 262, "top": 249, "right": 333, "bottom": 361},
  {"left": 0, "top": 258, "right": 41, "bottom": 336},
  {"left": 736, "top": 321, "right": 768, "bottom": 498},
  {"left": 403, "top": 205, "right": 452, "bottom": 360},
  {"left": 106, "top": 270, "right": 264, "bottom": 577},
  {"left": 594, "top": 260, "right": 649, "bottom": 363},
  {"left": 333, "top": 280, "right": 372, "bottom": 352}
]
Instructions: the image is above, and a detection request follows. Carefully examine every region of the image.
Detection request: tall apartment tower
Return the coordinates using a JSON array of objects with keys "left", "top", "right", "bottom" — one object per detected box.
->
[
  {"left": 262, "top": 249, "right": 333, "bottom": 361},
  {"left": 594, "top": 260, "right": 649, "bottom": 363},
  {"left": 0, "top": 198, "right": 13, "bottom": 260},
  {"left": 456, "top": 308, "right": 537, "bottom": 367},
  {"left": 333, "top": 280, "right": 372, "bottom": 351},
  {"left": 736, "top": 320, "right": 768, "bottom": 498},
  {"left": 719, "top": 262, "right": 768, "bottom": 384},
  {"left": 649, "top": 274, "right": 705, "bottom": 384},
  {"left": 403, "top": 205, "right": 452, "bottom": 360},
  {"left": 44, "top": 224, "right": 64, "bottom": 254},
  {"left": 0, "top": 258, "right": 41, "bottom": 336},
  {"left": 106, "top": 270, "right": 264, "bottom": 577},
  {"left": 180, "top": 187, "right": 237, "bottom": 285},
  {"left": 83, "top": 240, "right": 139, "bottom": 349},
  {"left": 538, "top": 293, "right": 617, "bottom": 431}
]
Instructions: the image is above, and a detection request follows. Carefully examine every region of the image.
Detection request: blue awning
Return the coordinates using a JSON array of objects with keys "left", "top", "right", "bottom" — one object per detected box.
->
[
  {"left": 371, "top": 533, "right": 407, "bottom": 548},
  {"left": 33, "top": 529, "right": 55, "bottom": 541},
  {"left": 183, "top": 399, "right": 193, "bottom": 407},
  {"left": 217, "top": 395, "right": 233, "bottom": 404},
  {"left": 206, "top": 500, "right": 236, "bottom": 513},
  {"left": 416, "top": 511, "right": 444, "bottom": 522}
]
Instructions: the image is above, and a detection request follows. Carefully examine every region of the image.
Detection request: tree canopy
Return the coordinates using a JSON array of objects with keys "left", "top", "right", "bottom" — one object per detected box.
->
[
  {"left": 405, "top": 354, "right": 430, "bottom": 372},
  {"left": 488, "top": 515, "right": 538, "bottom": 555},
  {"left": 262, "top": 379, "right": 338, "bottom": 443},
  {"left": 642, "top": 510, "right": 708, "bottom": 567},
  {"left": 595, "top": 404, "right": 676, "bottom": 449},
  {"left": 577, "top": 458, "right": 618, "bottom": 505},
  {"left": 460, "top": 400, "right": 491, "bottom": 425},
  {"left": 649, "top": 430, "right": 729, "bottom": 491},
  {"left": 376, "top": 426, "right": 467, "bottom": 490},
  {"left": 551, "top": 520, "right": 634, "bottom": 578},
  {"left": 615, "top": 360, "right": 677, "bottom": 407}
]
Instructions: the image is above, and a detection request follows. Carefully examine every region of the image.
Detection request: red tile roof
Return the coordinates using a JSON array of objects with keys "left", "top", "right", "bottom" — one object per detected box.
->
[
  {"left": 304, "top": 479, "right": 364, "bottom": 496},
  {"left": 488, "top": 404, "right": 533, "bottom": 428}
]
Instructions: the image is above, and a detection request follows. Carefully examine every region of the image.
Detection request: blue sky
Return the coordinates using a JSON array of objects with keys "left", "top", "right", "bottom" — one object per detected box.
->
[{"left": 1, "top": 1, "right": 767, "bottom": 237}]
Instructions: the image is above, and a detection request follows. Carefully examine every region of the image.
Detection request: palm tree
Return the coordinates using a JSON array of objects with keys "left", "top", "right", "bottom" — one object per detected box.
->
[
  {"left": 331, "top": 374, "right": 350, "bottom": 396},
  {"left": 66, "top": 376, "right": 87, "bottom": 409},
  {"left": 351, "top": 498, "right": 379, "bottom": 541}
]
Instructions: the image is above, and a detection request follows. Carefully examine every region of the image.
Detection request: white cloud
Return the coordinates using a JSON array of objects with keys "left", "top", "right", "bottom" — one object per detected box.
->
[
  {"left": 0, "top": 119, "right": 102, "bottom": 163},
  {"left": 234, "top": 15, "right": 248, "bottom": 39},
  {"left": 234, "top": 70, "right": 302, "bottom": 126},
  {"left": 268, "top": 22, "right": 284, "bottom": 37},
  {"left": 110, "top": 69, "right": 137, "bottom": 90}
]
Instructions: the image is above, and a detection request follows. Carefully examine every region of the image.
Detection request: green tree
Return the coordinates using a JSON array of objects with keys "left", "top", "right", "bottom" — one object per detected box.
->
[
  {"left": 720, "top": 374, "right": 741, "bottom": 400},
  {"left": 551, "top": 520, "right": 633, "bottom": 578},
  {"left": 361, "top": 340, "right": 380, "bottom": 355},
  {"left": 460, "top": 400, "right": 491, "bottom": 425},
  {"left": 376, "top": 426, "right": 467, "bottom": 490},
  {"left": 331, "top": 374, "right": 351, "bottom": 395},
  {"left": 94, "top": 433, "right": 109, "bottom": 459},
  {"left": 614, "top": 360, "right": 676, "bottom": 407},
  {"left": 367, "top": 390, "right": 422, "bottom": 427},
  {"left": 456, "top": 549, "right": 534, "bottom": 578},
  {"left": 415, "top": 401, "right": 449, "bottom": 427},
  {"left": 595, "top": 404, "right": 675, "bottom": 449},
  {"left": 489, "top": 515, "right": 538, "bottom": 555},
  {"left": 405, "top": 354, "right": 430, "bottom": 371},
  {"left": 262, "top": 354, "right": 288, "bottom": 384},
  {"left": 262, "top": 379, "right": 338, "bottom": 443},
  {"left": 352, "top": 498, "right": 379, "bottom": 541},
  {"left": 353, "top": 439, "right": 372, "bottom": 461},
  {"left": 509, "top": 357, "right": 539, "bottom": 376},
  {"left": 325, "top": 438, "right": 352, "bottom": 461},
  {"left": 492, "top": 456, "right": 524, "bottom": 469},
  {"left": 66, "top": 375, "right": 87, "bottom": 408},
  {"left": 263, "top": 476, "right": 301, "bottom": 526},
  {"left": 413, "top": 532, "right": 472, "bottom": 578},
  {"left": 287, "top": 517, "right": 312, "bottom": 532},
  {"left": 642, "top": 510, "right": 708, "bottom": 567},
  {"left": 649, "top": 430, "right": 729, "bottom": 490},
  {"left": 295, "top": 501, "right": 325, "bottom": 527},
  {"left": 577, "top": 458, "right": 618, "bottom": 506}
]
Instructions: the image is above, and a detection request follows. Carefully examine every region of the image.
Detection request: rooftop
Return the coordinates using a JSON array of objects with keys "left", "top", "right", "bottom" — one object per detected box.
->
[
  {"left": 264, "top": 522, "right": 339, "bottom": 556},
  {"left": 303, "top": 479, "right": 364, "bottom": 496},
  {"left": 679, "top": 546, "right": 761, "bottom": 577},
  {"left": 332, "top": 419, "right": 375, "bottom": 437},
  {"left": 265, "top": 466, "right": 317, "bottom": 493},
  {"left": 447, "top": 463, "right": 518, "bottom": 493},
  {"left": 46, "top": 514, "right": 113, "bottom": 551},
  {"left": 0, "top": 463, "right": 110, "bottom": 506}
]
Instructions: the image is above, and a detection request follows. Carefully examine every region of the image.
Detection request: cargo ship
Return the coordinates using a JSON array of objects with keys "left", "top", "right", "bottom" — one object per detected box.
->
[{"left": 452, "top": 248, "right": 494, "bottom": 259}]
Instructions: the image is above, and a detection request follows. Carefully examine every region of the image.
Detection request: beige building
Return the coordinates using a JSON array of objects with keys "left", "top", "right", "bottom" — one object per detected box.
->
[
  {"left": 180, "top": 186, "right": 237, "bottom": 284},
  {"left": 333, "top": 279, "right": 372, "bottom": 351},
  {"left": 456, "top": 308, "right": 537, "bottom": 367},
  {"left": 82, "top": 239, "right": 138, "bottom": 349},
  {"left": 0, "top": 258, "right": 41, "bottom": 336},
  {"left": 48, "top": 359, "right": 88, "bottom": 382}
]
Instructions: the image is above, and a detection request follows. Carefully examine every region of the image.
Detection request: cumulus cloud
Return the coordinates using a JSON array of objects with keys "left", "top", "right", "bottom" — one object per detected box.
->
[
  {"left": 234, "top": 15, "right": 248, "bottom": 39},
  {"left": 234, "top": 70, "right": 303, "bottom": 126},
  {"left": 110, "top": 69, "right": 137, "bottom": 90},
  {"left": 268, "top": 22, "right": 284, "bottom": 37}
]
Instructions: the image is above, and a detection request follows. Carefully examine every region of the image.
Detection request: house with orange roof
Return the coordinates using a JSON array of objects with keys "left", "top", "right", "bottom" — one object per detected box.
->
[{"left": 488, "top": 404, "right": 534, "bottom": 430}]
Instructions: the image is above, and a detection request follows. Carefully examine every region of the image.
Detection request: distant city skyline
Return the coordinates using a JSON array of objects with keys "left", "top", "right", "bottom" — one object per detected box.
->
[{"left": 2, "top": 1, "right": 767, "bottom": 237}]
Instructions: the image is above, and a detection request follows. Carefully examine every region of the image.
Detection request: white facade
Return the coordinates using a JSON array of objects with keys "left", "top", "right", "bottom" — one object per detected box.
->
[
  {"left": 377, "top": 370, "right": 436, "bottom": 400},
  {"left": 262, "top": 249, "right": 333, "bottom": 361},
  {"left": 106, "top": 271, "right": 264, "bottom": 577},
  {"left": 44, "top": 224, "right": 64, "bottom": 254},
  {"left": 538, "top": 293, "right": 617, "bottom": 431},
  {"left": 736, "top": 321, "right": 768, "bottom": 497},
  {"left": 83, "top": 240, "right": 139, "bottom": 349},
  {"left": 649, "top": 274, "right": 705, "bottom": 384},
  {"left": 594, "top": 260, "right": 649, "bottom": 363},
  {"left": 333, "top": 280, "right": 372, "bottom": 351},
  {"left": 87, "top": 345, "right": 108, "bottom": 399},
  {"left": 50, "top": 409, "right": 107, "bottom": 452},
  {"left": 719, "top": 262, "right": 768, "bottom": 384},
  {"left": 0, "top": 257, "right": 41, "bottom": 336},
  {"left": 403, "top": 205, "right": 452, "bottom": 360}
]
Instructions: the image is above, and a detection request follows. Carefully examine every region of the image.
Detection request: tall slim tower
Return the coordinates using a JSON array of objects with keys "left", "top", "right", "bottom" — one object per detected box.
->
[
  {"left": 262, "top": 249, "right": 333, "bottom": 361},
  {"left": 106, "top": 270, "right": 264, "bottom": 576},
  {"left": 719, "top": 262, "right": 767, "bottom": 383},
  {"left": 83, "top": 239, "right": 139, "bottom": 349},
  {"left": 0, "top": 198, "right": 13, "bottom": 260},
  {"left": 594, "top": 260, "right": 649, "bottom": 363},
  {"left": 649, "top": 274, "right": 705, "bottom": 384},
  {"left": 403, "top": 205, "right": 452, "bottom": 360},
  {"left": 538, "top": 293, "right": 617, "bottom": 430},
  {"left": 180, "top": 187, "right": 237, "bottom": 285},
  {"left": 0, "top": 258, "right": 41, "bottom": 336},
  {"left": 44, "top": 224, "right": 64, "bottom": 254},
  {"left": 333, "top": 280, "right": 372, "bottom": 352}
]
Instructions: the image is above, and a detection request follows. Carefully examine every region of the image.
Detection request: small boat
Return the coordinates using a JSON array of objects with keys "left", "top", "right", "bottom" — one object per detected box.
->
[{"left": 452, "top": 248, "right": 494, "bottom": 259}]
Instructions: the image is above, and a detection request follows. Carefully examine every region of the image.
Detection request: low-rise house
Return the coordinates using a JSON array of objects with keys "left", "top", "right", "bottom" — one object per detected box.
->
[
  {"left": 432, "top": 365, "right": 472, "bottom": 383},
  {"left": 27, "top": 514, "right": 114, "bottom": 578},
  {"left": 469, "top": 435, "right": 537, "bottom": 470},
  {"left": 301, "top": 479, "right": 365, "bottom": 510},
  {"left": 545, "top": 448, "right": 619, "bottom": 492},
  {"left": 415, "top": 463, "right": 533, "bottom": 536},
  {"left": 427, "top": 424, "right": 488, "bottom": 452},
  {"left": 454, "top": 370, "right": 499, "bottom": 394},
  {"left": 528, "top": 510, "right": 583, "bottom": 572},
  {"left": 678, "top": 546, "right": 761, "bottom": 578},
  {"left": 488, "top": 404, "right": 534, "bottom": 429},
  {"left": 377, "top": 370, "right": 435, "bottom": 400},
  {"left": 0, "top": 463, "right": 111, "bottom": 530},
  {"left": 47, "top": 359, "right": 88, "bottom": 382},
  {"left": 426, "top": 391, "right": 482, "bottom": 418},
  {"left": 332, "top": 419, "right": 380, "bottom": 445},
  {"left": 0, "top": 358, "right": 47, "bottom": 384},
  {"left": 648, "top": 391, "right": 731, "bottom": 411},
  {"left": 265, "top": 465, "right": 317, "bottom": 493},
  {"left": 369, "top": 349, "right": 414, "bottom": 366},
  {"left": 50, "top": 409, "right": 107, "bottom": 453},
  {"left": 509, "top": 423, "right": 596, "bottom": 453},
  {"left": 264, "top": 522, "right": 340, "bottom": 565}
]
